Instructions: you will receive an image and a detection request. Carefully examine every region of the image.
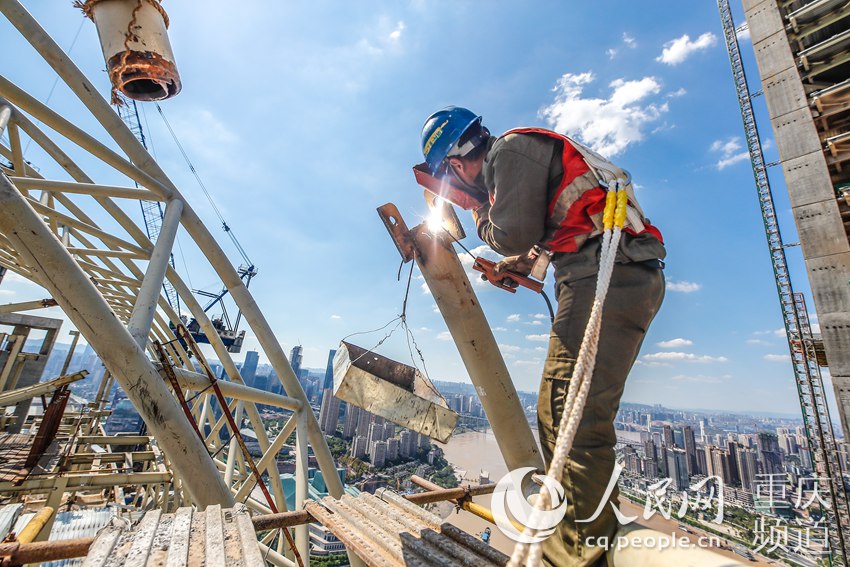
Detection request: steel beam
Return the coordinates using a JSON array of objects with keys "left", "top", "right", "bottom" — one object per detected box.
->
[
  {"left": 379, "top": 204, "right": 543, "bottom": 473},
  {"left": 0, "top": 173, "right": 232, "bottom": 507},
  {"left": 127, "top": 198, "right": 182, "bottom": 347}
]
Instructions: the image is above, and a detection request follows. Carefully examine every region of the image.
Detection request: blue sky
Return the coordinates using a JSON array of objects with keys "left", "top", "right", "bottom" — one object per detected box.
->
[{"left": 0, "top": 1, "right": 836, "bottom": 419}]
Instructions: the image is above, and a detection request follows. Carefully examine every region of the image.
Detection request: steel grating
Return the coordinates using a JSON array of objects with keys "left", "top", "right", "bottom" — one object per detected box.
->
[
  {"left": 82, "top": 504, "right": 264, "bottom": 567},
  {"left": 305, "top": 490, "right": 508, "bottom": 567}
]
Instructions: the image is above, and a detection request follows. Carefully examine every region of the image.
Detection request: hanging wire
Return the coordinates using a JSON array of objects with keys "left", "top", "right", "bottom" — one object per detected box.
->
[
  {"left": 23, "top": 16, "right": 87, "bottom": 157},
  {"left": 155, "top": 103, "right": 253, "bottom": 267}
]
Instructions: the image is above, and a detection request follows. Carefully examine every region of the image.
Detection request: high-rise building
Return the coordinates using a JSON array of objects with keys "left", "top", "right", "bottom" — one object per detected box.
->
[
  {"left": 399, "top": 430, "right": 412, "bottom": 458},
  {"left": 757, "top": 433, "right": 784, "bottom": 476},
  {"left": 318, "top": 350, "right": 340, "bottom": 435},
  {"left": 682, "top": 426, "right": 698, "bottom": 476},
  {"left": 738, "top": 448, "right": 758, "bottom": 493},
  {"left": 383, "top": 422, "right": 395, "bottom": 441},
  {"left": 662, "top": 425, "right": 674, "bottom": 448},
  {"left": 342, "top": 405, "right": 360, "bottom": 439},
  {"left": 352, "top": 435, "right": 368, "bottom": 459},
  {"left": 241, "top": 350, "right": 259, "bottom": 388},
  {"left": 727, "top": 441, "right": 741, "bottom": 486},
  {"left": 356, "top": 409, "right": 371, "bottom": 438},
  {"left": 370, "top": 440, "right": 387, "bottom": 469},
  {"left": 387, "top": 438, "right": 399, "bottom": 462},
  {"left": 367, "top": 422, "right": 384, "bottom": 448},
  {"left": 290, "top": 345, "right": 303, "bottom": 382},
  {"left": 666, "top": 448, "right": 689, "bottom": 491}
]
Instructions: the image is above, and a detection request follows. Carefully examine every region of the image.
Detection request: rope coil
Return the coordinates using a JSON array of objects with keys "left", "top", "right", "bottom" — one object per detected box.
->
[{"left": 508, "top": 181, "right": 630, "bottom": 566}]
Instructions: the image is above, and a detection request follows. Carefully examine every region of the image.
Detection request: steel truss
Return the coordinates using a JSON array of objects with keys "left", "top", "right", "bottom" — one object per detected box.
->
[{"left": 0, "top": 2, "right": 348, "bottom": 565}]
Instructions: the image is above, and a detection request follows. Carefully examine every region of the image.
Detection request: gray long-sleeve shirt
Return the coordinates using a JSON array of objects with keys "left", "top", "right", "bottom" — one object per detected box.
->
[{"left": 474, "top": 131, "right": 665, "bottom": 271}]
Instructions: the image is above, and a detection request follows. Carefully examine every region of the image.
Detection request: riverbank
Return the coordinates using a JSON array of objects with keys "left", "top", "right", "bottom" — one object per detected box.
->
[{"left": 438, "top": 430, "right": 775, "bottom": 565}]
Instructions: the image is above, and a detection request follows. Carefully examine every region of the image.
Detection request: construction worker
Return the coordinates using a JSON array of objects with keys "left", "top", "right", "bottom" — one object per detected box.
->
[
  {"left": 419, "top": 106, "right": 666, "bottom": 566},
  {"left": 481, "top": 526, "right": 492, "bottom": 545}
]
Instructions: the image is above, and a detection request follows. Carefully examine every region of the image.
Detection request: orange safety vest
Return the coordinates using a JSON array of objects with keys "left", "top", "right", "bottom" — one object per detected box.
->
[{"left": 498, "top": 128, "right": 663, "bottom": 254}]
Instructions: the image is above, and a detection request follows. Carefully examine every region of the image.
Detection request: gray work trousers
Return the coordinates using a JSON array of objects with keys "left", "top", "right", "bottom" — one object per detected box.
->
[{"left": 537, "top": 253, "right": 665, "bottom": 567}]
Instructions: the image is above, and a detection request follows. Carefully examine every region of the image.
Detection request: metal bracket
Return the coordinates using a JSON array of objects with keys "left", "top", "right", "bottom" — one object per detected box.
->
[{"left": 377, "top": 203, "right": 415, "bottom": 262}]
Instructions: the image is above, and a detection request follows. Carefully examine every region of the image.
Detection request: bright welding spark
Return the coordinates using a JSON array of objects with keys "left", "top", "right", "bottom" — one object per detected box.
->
[{"left": 426, "top": 198, "right": 446, "bottom": 233}]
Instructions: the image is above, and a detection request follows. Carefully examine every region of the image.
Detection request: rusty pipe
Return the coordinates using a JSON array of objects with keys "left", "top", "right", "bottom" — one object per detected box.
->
[
  {"left": 0, "top": 536, "right": 94, "bottom": 564},
  {"left": 408, "top": 475, "right": 519, "bottom": 530},
  {"left": 84, "top": 0, "right": 181, "bottom": 101}
]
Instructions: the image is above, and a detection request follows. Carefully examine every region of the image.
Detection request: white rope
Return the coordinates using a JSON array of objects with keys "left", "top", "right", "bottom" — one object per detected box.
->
[{"left": 507, "top": 183, "right": 628, "bottom": 567}]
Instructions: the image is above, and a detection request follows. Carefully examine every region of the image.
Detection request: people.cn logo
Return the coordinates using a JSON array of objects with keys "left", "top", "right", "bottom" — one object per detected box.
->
[{"left": 491, "top": 467, "right": 568, "bottom": 543}]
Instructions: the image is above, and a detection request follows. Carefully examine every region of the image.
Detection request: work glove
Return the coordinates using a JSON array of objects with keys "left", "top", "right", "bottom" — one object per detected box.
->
[{"left": 493, "top": 249, "right": 538, "bottom": 289}]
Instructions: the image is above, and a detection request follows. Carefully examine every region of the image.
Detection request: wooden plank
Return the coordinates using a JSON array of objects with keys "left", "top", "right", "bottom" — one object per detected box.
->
[
  {"left": 165, "top": 507, "right": 193, "bottom": 567},
  {"left": 123, "top": 509, "right": 162, "bottom": 567},
  {"left": 204, "top": 505, "right": 226, "bottom": 567}
]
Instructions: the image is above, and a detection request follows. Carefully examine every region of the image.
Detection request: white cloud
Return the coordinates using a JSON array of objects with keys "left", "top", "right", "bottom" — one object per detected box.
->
[
  {"left": 507, "top": 314, "right": 521, "bottom": 323},
  {"left": 515, "top": 359, "right": 543, "bottom": 366},
  {"left": 0, "top": 289, "right": 14, "bottom": 296},
  {"left": 499, "top": 344, "right": 521, "bottom": 353},
  {"left": 746, "top": 339, "right": 770, "bottom": 346},
  {"left": 623, "top": 33, "right": 637, "bottom": 48},
  {"left": 421, "top": 281, "right": 431, "bottom": 295},
  {"left": 635, "top": 360, "right": 672, "bottom": 368},
  {"left": 657, "top": 338, "right": 693, "bottom": 348},
  {"left": 667, "top": 88, "right": 687, "bottom": 98},
  {"left": 493, "top": 327, "right": 508, "bottom": 332},
  {"left": 672, "top": 374, "right": 731, "bottom": 384},
  {"left": 330, "top": 314, "right": 342, "bottom": 319},
  {"left": 666, "top": 280, "right": 701, "bottom": 293},
  {"left": 528, "top": 320, "right": 543, "bottom": 326},
  {"left": 754, "top": 328, "right": 785, "bottom": 338},
  {"left": 607, "top": 48, "right": 618, "bottom": 60},
  {"left": 710, "top": 137, "right": 749, "bottom": 170},
  {"left": 643, "top": 352, "right": 728, "bottom": 363},
  {"left": 764, "top": 353, "right": 791, "bottom": 362},
  {"left": 737, "top": 26, "right": 751, "bottom": 42},
  {"left": 532, "top": 313, "right": 548, "bottom": 319},
  {"left": 388, "top": 21, "right": 405, "bottom": 41},
  {"left": 525, "top": 334, "right": 550, "bottom": 342},
  {"left": 436, "top": 331, "right": 452, "bottom": 341},
  {"left": 656, "top": 32, "right": 718, "bottom": 65},
  {"left": 540, "top": 72, "right": 668, "bottom": 156}
]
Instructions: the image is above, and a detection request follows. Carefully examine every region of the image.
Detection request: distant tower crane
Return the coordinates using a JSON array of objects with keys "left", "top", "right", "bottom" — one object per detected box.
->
[
  {"left": 112, "top": 95, "right": 252, "bottom": 353},
  {"left": 718, "top": 1, "right": 850, "bottom": 562}
]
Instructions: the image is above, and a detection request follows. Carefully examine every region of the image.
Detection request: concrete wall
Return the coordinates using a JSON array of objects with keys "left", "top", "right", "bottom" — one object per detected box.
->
[{"left": 743, "top": 0, "right": 850, "bottom": 440}]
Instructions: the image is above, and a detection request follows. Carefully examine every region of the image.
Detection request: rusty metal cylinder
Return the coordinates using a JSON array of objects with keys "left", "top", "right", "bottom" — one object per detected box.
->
[{"left": 84, "top": 0, "right": 181, "bottom": 101}]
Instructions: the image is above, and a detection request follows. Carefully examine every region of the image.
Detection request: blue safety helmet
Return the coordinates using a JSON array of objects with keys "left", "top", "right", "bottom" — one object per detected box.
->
[{"left": 421, "top": 106, "right": 485, "bottom": 173}]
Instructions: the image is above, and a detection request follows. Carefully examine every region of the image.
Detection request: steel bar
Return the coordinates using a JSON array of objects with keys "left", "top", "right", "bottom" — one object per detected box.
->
[
  {"left": 0, "top": 104, "right": 10, "bottom": 137},
  {"left": 0, "top": 174, "right": 231, "bottom": 507},
  {"left": 9, "top": 177, "right": 162, "bottom": 201},
  {"left": 172, "top": 367, "right": 301, "bottom": 411},
  {"left": 127, "top": 198, "right": 182, "bottom": 346},
  {"left": 381, "top": 204, "right": 543, "bottom": 473}
]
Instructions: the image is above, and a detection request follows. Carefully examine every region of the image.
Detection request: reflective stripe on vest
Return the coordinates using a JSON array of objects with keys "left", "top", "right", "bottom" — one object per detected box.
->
[{"left": 500, "top": 128, "right": 663, "bottom": 253}]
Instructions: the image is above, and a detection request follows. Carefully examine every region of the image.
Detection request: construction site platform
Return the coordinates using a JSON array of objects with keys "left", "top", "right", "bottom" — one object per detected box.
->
[
  {"left": 83, "top": 504, "right": 264, "bottom": 567},
  {"left": 305, "top": 490, "right": 509, "bottom": 567}
]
